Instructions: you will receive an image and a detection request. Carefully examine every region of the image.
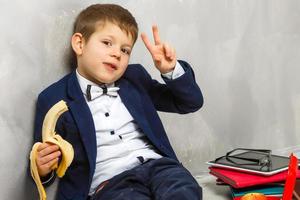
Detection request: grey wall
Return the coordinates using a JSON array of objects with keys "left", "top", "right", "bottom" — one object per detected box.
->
[{"left": 1, "top": 0, "right": 300, "bottom": 199}]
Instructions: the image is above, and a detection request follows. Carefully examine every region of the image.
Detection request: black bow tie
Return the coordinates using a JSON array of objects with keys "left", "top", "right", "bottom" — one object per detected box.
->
[{"left": 86, "top": 84, "right": 120, "bottom": 101}]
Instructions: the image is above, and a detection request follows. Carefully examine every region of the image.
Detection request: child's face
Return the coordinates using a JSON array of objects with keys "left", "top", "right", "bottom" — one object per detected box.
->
[{"left": 76, "top": 22, "right": 134, "bottom": 84}]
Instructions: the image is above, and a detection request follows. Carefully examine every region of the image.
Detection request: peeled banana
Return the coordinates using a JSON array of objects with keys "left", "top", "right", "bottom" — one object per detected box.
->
[{"left": 30, "top": 100, "right": 74, "bottom": 200}]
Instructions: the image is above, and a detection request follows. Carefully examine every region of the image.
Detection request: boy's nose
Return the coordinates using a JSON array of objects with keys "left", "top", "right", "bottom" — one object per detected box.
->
[{"left": 110, "top": 47, "right": 121, "bottom": 59}]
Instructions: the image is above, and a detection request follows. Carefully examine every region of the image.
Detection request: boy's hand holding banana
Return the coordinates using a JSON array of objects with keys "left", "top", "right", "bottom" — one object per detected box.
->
[{"left": 30, "top": 100, "right": 74, "bottom": 200}]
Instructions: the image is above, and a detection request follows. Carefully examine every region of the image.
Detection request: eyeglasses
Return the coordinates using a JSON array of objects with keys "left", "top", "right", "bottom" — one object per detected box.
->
[{"left": 214, "top": 148, "right": 273, "bottom": 172}]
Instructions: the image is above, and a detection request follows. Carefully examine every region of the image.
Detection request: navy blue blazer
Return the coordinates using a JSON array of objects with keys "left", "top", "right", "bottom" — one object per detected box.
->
[{"left": 33, "top": 60, "right": 203, "bottom": 199}]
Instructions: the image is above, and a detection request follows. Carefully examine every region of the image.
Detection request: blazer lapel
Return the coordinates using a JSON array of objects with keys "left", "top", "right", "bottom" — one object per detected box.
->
[{"left": 67, "top": 72, "right": 97, "bottom": 177}]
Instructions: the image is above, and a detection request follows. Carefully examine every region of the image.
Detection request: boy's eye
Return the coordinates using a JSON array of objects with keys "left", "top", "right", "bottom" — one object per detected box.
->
[
  {"left": 102, "top": 40, "right": 112, "bottom": 46},
  {"left": 121, "top": 48, "right": 131, "bottom": 55}
]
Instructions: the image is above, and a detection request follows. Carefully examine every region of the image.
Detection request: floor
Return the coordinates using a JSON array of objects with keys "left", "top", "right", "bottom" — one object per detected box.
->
[{"left": 196, "top": 175, "right": 232, "bottom": 199}]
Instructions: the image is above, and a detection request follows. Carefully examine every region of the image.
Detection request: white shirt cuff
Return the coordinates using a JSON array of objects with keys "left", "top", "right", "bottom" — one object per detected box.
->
[
  {"left": 161, "top": 61, "right": 185, "bottom": 80},
  {"left": 41, "top": 171, "right": 55, "bottom": 185}
]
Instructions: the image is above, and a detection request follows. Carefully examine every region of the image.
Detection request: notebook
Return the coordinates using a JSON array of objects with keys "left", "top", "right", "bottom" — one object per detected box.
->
[
  {"left": 230, "top": 185, "right": 284, "bottom": 197},
  {"left": 209, "top": 166, "right": 300, "bottom": 188},
  {"left": 232, "top": 196, "right": 281, "bottom": 200}
]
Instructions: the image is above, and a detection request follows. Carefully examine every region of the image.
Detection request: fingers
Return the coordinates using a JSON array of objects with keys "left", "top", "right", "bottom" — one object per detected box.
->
[
  {"left": 152, "top": 25, "right": 161, "bottom": 45},
  {"left": 40, "top": 157, "right": 59, "bottom": 170},
  {"left": 38, "top": 157, "right": 59, "bottom": 177},
  {"left": 163, "top": 43, "right": 176, "bottom": 60},
  {"left": 37, "top": 142, "right": 60, "bottom": 157},
  {"left": 38, "top": 149, "right": 61, "bottom": 165},
  {"left": 163, "top": 43, "right": 172, "bottom": 59},
  {"left": 141, "top": 33, "right": 161, "bottom": 62},
  {"left": 153, "top": 55, "right": 163, "bottom": 63},
  {"left": 36, "top": 143, "right": 61, "bottom": 177},
  {"left": 141, "top": 25, "right": 176, "bottom": 65},
  {"left": 141, "top": 33, "right": 154, "bottom": 53},
  {"left": 140, "top": 24, "right": 161, "bottom": 53}
]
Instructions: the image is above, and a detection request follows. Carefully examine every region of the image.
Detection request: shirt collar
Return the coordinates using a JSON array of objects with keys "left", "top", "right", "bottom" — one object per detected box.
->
[{"left": 75, "top": 69, "right": 115, "bottom": 95}]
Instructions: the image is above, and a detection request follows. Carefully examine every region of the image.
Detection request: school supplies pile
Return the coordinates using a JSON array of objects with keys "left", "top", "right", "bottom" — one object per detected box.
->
[
  {"left": 207, "top": 148, "right": 300, "bottom": 200},
  {"left": 30, "top": 100, "right": 74, "bottom": 200}
]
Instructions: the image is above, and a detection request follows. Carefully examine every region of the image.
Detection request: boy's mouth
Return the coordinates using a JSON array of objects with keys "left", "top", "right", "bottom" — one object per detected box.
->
[{"left": 103, "top": 62, "right": 117, "bottom": 70}]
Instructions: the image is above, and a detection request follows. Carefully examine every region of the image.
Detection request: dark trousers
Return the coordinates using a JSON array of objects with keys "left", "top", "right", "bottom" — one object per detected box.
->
[{"left": 89, "top": 157, "right": 202, "bottom": 200}]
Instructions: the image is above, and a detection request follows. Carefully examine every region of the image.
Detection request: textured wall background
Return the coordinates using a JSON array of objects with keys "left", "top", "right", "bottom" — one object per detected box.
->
[{"left": 1, "top": 0, "right": 300, "bottom": 199}]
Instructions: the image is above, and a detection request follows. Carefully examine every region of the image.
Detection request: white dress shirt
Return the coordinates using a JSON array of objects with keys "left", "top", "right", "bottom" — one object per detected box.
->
[{"left": 76, "top": 62, "right": 185, "bottom": 194}]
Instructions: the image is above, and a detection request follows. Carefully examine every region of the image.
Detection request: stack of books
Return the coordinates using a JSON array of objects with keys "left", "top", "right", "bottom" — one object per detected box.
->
[
  {"left": 209, "top": 166, "right": 300, "bottom": 199},
  {"left": 208, "top": 150, "right": 300, "bottom": 199}
]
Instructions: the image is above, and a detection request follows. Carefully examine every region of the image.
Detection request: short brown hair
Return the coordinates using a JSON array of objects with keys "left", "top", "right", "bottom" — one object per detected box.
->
[
  {"left": 73, "top": 4, "right": 138, "bottom": 43},
  {"left": 67, "top": 4, "right": 138, "bottom": 69}
]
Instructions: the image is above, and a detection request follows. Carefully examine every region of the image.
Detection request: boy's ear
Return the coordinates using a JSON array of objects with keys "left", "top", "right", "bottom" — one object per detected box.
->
[{"left": 71, "top": 33, "right": 84, "bottom": 56}]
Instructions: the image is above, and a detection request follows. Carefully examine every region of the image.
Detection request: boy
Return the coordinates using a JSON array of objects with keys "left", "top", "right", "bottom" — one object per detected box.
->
[{"left": 33, "top": 3, "right": 203, "bottom": 200}]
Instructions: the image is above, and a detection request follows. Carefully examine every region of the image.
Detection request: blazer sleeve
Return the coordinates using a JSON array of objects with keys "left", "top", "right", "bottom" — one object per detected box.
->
[
  {"left": 33, "top": 95, "right": 48, "bottom": 143},
  {"left": 141, "top": 60, "right": 204, "bottom": 114}
]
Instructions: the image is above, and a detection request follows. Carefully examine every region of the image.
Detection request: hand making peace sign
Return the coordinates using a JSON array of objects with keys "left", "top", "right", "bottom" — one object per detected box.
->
[{"left": 141, "top": 25, "right": 177, "bottom": 74}]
